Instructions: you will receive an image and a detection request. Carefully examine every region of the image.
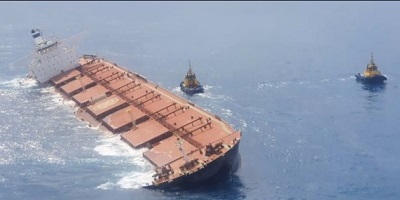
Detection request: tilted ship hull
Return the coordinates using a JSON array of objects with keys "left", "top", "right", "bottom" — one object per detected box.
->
[
  {"left": 145, "top": 140, "right": 241, "bottom": 189},
  {"left": 27, "top": 29, "right": 241, "bottom": 189}
]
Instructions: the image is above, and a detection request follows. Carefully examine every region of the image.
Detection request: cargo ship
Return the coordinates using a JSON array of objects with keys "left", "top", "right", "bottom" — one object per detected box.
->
[
  {"left": 180, "top": 61, "right": 204, "bottom": 95},
  {"left": 27, "top": 28, "right": 241, "bottom": 189},
  {"left": 355, "top": 52, "right": 387, "bottom": 84}
]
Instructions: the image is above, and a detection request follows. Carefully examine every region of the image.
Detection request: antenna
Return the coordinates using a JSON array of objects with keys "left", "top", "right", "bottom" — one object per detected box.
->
[{"left": 371, "top": 51, "right": 374, "bottom": 64}]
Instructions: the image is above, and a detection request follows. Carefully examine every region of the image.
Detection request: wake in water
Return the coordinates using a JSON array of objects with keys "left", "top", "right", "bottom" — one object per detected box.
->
[
  {"left": 1, "top": 76, "right": 155, "bottom": 190},
  {"left": 257, "top": 75, "right": 357, "bottom": 90},
  {"left": 171, "top": 84, "right": 229, "bottom": 101},
  {"left": 94, "top": 135, "right": 154, "bottom": 189},
  {"left": 257, "top": 81, "right": 290, "bottom": 90},
  {"left": 0, "top": 76, "right": 38, "bottom": 89}
]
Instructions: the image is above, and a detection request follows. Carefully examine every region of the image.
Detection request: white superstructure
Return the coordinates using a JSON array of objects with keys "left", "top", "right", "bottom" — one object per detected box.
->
[{"left": 29, "top": 28, "right": 80, "bottom": 83}]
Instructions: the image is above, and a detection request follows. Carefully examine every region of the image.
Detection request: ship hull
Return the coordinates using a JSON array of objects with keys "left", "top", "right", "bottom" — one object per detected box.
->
[
  {"left": 144, "top": 140, "right": 241, "bottom": 190},
  {"left": 180, "top": 82, "right": 204, "bottom": 95},
  {"left": 355, "top": 73, "right": 387, "bottom": 84},
  {"left": 28, "top": 29, "right": 241, "bottom": 190}
]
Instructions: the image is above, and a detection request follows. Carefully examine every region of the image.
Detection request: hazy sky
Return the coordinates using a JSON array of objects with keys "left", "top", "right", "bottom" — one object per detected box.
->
[{"left": 2, "top": 1, "right": 400, "bottom": 84}]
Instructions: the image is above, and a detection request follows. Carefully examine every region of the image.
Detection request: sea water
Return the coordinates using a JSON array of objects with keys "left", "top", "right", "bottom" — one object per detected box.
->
[{"left": 1, "top": 2, "right": 400, "bottom": 200}]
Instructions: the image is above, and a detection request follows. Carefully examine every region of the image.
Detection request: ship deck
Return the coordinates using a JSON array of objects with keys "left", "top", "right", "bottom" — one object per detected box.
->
[{"left": 52, "top": 57, "right": 241, "bottom": 186}]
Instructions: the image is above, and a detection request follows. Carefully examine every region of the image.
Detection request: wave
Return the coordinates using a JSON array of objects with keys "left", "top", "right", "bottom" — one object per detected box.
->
[
  {"left": 96, "top": 169, "right": 154, "bottom": 190},
  {"left": 197, "top": 92, "right": 227, "bottom": 101},
  {"left": 202, "top": 84, "right": 213, "bottom": 90},
  {"left": 115, "top": 170, "right": 154, "bottom": 189},
  {"left": 257, "top": 81, "right": 290, "bottom": 90},
  {"left": 221, "top": 108, "right": 233, "bottom": 118},
  {"left": 0, "top": 76, "right": 38, "bottom": 89},
  {"left": 94, "top": 135, "right": 144, "bottom": 157},
  {"left": 0, "top": 139, "right": 66, "bottom": 165},
  {"left": 94, "top": 135, "right": 154, "bottom": 189},
  {"left": 172, "top": 84, "right": 229, "bottom": 102},
  {"left": 338, "top": 75, "right": 356, "bottom": 82},
  {"left": 171, "top": 86, "right": 183, "bottom": 94},
  {"left": 258, "top": 75, "right": 357, "bottom": 90}
]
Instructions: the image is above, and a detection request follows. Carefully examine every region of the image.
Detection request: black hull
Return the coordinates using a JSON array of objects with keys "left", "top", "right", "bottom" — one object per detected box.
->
[
  {"left": 144, "top": 141, "right": 241, "bottom": 190},
  {"left": 355, "top": 74, "right": 387, "bottom": 84},
  {"left": 180, "top": 82, "right": 204, "bottom": 95}
]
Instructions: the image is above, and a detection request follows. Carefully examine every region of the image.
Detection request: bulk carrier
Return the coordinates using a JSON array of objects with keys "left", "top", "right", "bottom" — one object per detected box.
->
[{"left": 27, "top": 28, "right": 241, "bottom": 189}]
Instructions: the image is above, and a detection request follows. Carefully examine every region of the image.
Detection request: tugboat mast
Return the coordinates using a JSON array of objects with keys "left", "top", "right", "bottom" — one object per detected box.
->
[
  {"left": 187, "top": 60, "right": 194, "bottom": 77},
  {"left": 370, "top": 51, "right": 374, "bottom": 65}
]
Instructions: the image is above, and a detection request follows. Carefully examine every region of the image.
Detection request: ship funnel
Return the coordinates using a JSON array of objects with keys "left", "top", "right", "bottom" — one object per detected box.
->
[{"left": 31, "top": 28, "right": 46, "bottom": 47}]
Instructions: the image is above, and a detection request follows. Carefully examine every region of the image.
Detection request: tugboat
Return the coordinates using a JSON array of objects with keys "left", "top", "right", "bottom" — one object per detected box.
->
[
  {"left": 180, "top": 61, "right": 204, "bottom": 95},
  {"left": 355, "top": 52, "right": 387, "bottom": 84}
]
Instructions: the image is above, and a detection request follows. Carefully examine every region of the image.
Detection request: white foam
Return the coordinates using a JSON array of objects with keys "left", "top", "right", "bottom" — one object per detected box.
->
[
  {"left": 0, "top": 175, "right": 5, "bottom": 183},
  {"left": 0, "top": 45, "right": 13, "bottom": 49},
  {"left": 94, "top": 135, "right": 154, "bottom": 190},
  {"left": 298, "top": 81, "right": 310, "bottom": 85},
  {"left": 35, "top": 86, "right": 78, "bottom": 113},
  {"left": 257, "top": 82, "right": 273, "bottom": 90},
  {"left": 96, "top": 181, "right": 115, "bottom": 190},
  {"left": 95, "top": 135, "right": 146, "bottom": 157},
  {"left": 171, "top": 86, "right": 182, "bottom": 93},
  {"left": 44, "top": 105, "right": 59, "bottom": 111},
  {"left": 221, "top": 108, "right": 233, "bottom": 117},
  {"left": 202, "top": 84, "right": 213, "bottom": 90},
  {"left": 0, "top": 77, "right": 38, "bottom": 89},
  {"left": 0, "top": 157, "right": 13, "bottom": 165},
  {"left": 94, "top": 135, "right": 151, "bottom": 168},
  {"left": 240, "top": 119, "right": 247, "bottom": 128},
  {"left": 96, "top": 169, "right": 154, "bottom": 190},
  {"left": 116, "top": 170, "right": 154, "bottom": 189},
  {"left": 52, "top": 97, "right": 76, "bottom": 107},
  {"left": 46, "top": 155, "right": 65, "bottom": 164},
  {"left": 93, "top": 134, "right": 156, "bottom": 189},
  {"left": 252, "top": 126, "right": 260, "bottom": 133},
  {"left": 257, "top": 81, "right": 290, "bottom": 90},
  {"left": 197, "top": 92, "right": 226, "bottom": 100},
  {"left": 0, "top": 89, "right": 17, "bottom": 99},
  {"left": 40, "top": 86, "right": 56, "bottom": 94},
  {"left": 339, "top": 75, "right": 356, "bottom": 81}
]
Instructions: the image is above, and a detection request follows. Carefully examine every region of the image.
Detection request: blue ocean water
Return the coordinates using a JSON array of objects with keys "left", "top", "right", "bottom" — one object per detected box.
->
[{"left": 1, "top": 2, "right": 400, "bottom": 200}]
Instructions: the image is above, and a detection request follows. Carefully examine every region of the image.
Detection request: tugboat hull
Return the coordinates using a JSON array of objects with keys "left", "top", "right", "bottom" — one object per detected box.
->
[
  {"left": 355, "top": 73, "right": 387, "bottom": 84},
  {"left": 180, "top": 82, "right": 204, "bottom": 95}
]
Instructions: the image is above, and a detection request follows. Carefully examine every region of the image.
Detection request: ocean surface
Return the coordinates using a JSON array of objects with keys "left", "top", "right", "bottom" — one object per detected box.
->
[{"left": 1, "top": 2, "right": 400, "bottom": 200}]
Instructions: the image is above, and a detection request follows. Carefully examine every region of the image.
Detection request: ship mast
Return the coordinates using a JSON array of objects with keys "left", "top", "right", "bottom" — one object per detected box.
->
[
  {"left": 188, "top": 60, "right": 193, "bottom": 76},
  {"left": 370, "top": 51, "right": 374, "bottom": 65}
]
